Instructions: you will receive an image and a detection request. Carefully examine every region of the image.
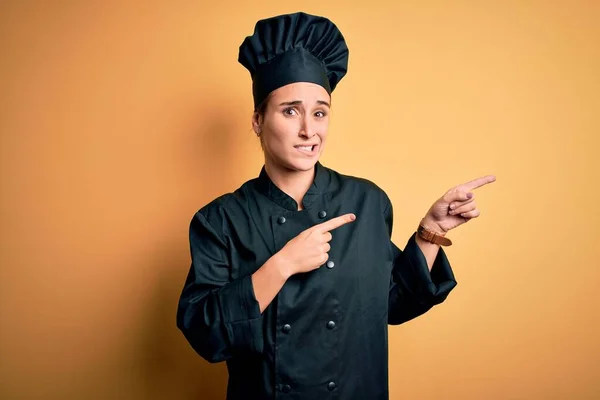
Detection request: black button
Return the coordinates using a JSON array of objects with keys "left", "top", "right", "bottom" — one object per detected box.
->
[
  {"left": 282, "top": 384, "right": 291, "bottom": 393},
  {"left": 277, "top": 216, "right": 286, "bottom": 224},
  {"left": 326, "top": 260, "right": 335, "bottom": 269},
  {"left": 282, "top": 324, "right": 291, "bottom": 333},
  {"left": 327, "top": 381, "right": 336, "bottom": 391},
  {"left": 326, "top": 321, "right": 336, "bottom": 329},
  {"left": 318, "top": 210, "right": 327, "bottom": 218}
]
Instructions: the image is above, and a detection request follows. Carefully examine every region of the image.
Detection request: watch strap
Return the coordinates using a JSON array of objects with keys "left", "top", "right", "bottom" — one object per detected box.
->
[{"left": 417, "top": 220, "right": 452, "bottom": 246}]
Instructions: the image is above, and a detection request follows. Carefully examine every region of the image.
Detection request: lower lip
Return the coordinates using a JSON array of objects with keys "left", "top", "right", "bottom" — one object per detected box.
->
[{"left": 295, "top": 145, "right": 318, "bottom": 156}]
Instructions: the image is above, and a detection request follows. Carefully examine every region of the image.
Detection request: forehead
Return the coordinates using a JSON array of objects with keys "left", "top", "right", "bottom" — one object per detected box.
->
[{"left": 269, "top": 82, "right": 330, "bottom": 103}]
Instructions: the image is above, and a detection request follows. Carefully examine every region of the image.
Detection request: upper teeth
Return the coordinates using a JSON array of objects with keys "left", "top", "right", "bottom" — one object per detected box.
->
[{"left": 298, "top": 146, "right": 312, "bottom": 151}]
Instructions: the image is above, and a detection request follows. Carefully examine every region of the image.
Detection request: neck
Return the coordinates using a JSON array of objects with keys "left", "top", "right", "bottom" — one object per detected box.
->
[{"left": 264, "top": 161, "right": 316, "bottom": 211}]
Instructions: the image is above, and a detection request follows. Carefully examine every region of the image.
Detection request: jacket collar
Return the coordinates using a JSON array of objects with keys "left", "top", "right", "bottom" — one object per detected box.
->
[{"left": 256, "top": 161, "right": 329, "bottom": 211}]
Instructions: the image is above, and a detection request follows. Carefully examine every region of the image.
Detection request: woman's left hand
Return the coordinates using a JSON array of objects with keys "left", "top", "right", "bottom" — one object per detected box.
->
[{"left": 423, "top": 175, "right": 496, "bottom": 233}]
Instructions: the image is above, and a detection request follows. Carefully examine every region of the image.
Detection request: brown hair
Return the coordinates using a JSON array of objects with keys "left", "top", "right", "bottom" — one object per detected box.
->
[
  {"left": 254, "top": 93, "right": 271, "bottom": 117},
  {"left": 253, "top": 94, "right": 271, "bottom": 152}
]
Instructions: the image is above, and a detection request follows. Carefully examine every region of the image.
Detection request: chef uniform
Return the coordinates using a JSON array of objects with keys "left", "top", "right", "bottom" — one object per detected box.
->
[{"left": 177, "top": 12, "right": 457, "bottom": 400}]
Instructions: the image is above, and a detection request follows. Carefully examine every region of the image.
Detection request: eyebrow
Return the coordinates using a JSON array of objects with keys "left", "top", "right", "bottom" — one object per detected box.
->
[{"left": 279, "top": 100, "right": 331, "bottom": 108}]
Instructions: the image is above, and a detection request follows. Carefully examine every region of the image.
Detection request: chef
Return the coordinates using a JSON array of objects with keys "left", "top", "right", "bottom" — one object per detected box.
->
[{"left": 177, "top": 11, "right": 495, "bottom": 400}]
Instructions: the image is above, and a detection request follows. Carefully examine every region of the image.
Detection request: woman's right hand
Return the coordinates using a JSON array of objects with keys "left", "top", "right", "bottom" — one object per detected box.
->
[{"left": 276, "top": 213, "right": 356, "bottom": 277}]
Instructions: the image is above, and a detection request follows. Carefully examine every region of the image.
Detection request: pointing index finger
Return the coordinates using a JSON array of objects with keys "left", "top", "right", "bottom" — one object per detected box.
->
[
  {"left": 462, "top": 175, "right": 496, "bottom": 191},
  {"left": 315, "top": 213, "right": 356, "bottom": 233}
]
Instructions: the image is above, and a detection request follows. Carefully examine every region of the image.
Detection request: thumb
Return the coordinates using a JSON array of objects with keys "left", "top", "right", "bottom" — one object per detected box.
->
[{"left": 445, "top": 190, "right": 473, "bottom": 203}]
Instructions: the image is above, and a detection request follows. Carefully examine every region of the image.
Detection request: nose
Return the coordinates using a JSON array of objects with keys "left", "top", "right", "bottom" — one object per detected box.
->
[{"left": 299, "top": 115, "right": 317, "bottom": 139}]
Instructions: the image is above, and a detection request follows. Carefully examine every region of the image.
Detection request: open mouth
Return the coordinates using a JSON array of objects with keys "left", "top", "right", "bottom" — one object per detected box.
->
[{"left": 294, "top": 144, "right": 318, "bottom": 155}]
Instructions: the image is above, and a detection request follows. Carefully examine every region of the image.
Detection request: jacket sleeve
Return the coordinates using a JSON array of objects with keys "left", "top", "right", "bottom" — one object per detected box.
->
[
  {"left": 384, "top": 198, "right": 457, "bottom": 325},
  {"left": 176, "top": 209, "right": 263, "bottom": 363}
]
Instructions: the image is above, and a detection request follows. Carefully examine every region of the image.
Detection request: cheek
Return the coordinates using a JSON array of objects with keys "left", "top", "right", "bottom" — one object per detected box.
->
[
  {"left": 318, "top": 121, "right": 329, "bottom": 141},
  {"left": 319, "top": 137, "right": 328, "bottom": 152},
  {"left": 262, "top": 128, "right": 291, "bottom": 155},
  {"left": 265, "top": 119, "right": 297, "bottom": 145}
]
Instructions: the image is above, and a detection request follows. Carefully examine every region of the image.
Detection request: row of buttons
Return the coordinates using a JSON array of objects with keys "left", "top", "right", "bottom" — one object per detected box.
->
[
  {"left": 281, "top": 381, "right": 336, "bottom": 393},
  {"left": 277, "top": 210, "right": 327, "bottom": 225},
  {"left": 281, "top": 320, "right": 336, "bottom": 333},
  {"left": 278, "top": 209, "right": 336, "bottom": 394},
  {"left": 277, "top": 212, "right": 336, "bottom": 270}
]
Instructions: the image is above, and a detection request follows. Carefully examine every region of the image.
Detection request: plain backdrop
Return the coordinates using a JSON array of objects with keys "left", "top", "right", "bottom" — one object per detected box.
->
[{"left": 1, "top": 1, "right": 599, "bottom": 399}]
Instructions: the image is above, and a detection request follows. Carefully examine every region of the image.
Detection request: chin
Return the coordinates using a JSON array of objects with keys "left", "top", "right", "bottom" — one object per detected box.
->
[{"left": 282, "top": 156, "right": 319, "bottom": 172}]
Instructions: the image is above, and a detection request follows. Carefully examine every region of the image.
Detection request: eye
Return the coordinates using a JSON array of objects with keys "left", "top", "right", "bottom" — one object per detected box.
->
[
  {"left": 314, "top": 110, "right": 327, "bottom": 118},
  {"left": 283, "top": 107, "right": 297, "bottom": 116}
]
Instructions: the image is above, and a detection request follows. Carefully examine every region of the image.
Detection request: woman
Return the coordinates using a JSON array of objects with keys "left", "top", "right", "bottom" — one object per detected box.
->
[{"left": 177, "top": 12, "right": 495, "bottom": 400}]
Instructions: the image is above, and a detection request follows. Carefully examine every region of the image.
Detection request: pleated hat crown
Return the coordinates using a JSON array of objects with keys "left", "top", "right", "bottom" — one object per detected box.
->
[{"left": 238, "top": 12, "right": 349, "bottom": 109}]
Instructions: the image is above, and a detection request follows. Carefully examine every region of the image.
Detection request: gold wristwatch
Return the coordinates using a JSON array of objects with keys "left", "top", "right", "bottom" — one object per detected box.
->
[{"left": 417, "top": 219, "right": 452, "bottom": 246}]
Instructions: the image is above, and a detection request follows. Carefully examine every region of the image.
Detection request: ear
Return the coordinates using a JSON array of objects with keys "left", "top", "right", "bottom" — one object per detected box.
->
[{"left": 252, "top": 112, "right": 262, "bottom": 135}]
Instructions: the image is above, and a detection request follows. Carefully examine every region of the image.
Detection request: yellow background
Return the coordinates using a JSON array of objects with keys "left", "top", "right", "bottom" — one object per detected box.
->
[{"left": 1, "top": 1, "right": 599, "bottom": 399}]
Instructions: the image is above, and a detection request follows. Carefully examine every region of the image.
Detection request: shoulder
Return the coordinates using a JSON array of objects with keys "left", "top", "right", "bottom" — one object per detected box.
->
[
  {"left": 190, "top": 179, "right": 255, "bottom": 234},
  {"left": 327, "top": 166, "right": 392, "bottom": 210}
]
